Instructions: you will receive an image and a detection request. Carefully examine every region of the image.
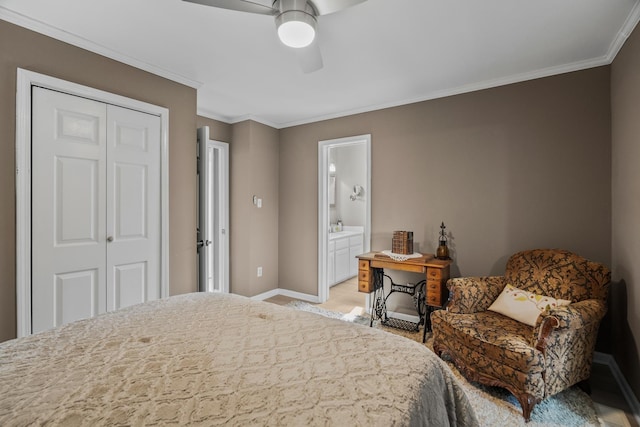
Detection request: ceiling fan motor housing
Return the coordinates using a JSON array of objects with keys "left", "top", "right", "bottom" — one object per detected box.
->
[
  {"left": 275, "top": 0, "right": 316, "bottom": 15},
  {"left": 274, "top": 0, "right": 318, "bottom": 48}
]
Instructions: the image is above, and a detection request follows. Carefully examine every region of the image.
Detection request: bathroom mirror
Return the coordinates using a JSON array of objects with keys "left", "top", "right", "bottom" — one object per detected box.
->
[{"left": 329, "top": 175, "right": 336, "bottom": 206}]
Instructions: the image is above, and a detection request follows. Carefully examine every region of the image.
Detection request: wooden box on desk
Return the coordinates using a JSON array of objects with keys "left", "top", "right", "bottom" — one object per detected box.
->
[{"left": 392, "top": 231, "right": 413, "bottom": 255}]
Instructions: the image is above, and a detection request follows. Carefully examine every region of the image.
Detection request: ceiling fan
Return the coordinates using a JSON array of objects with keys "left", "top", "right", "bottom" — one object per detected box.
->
[{"left": 182, "top": 0, "right": 368, "bottom": 73}]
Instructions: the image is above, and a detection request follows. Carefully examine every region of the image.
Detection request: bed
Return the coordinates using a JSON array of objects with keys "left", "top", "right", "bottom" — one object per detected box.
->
[{"left": 0, "top": 292, "right": 478, "bottom": 426}]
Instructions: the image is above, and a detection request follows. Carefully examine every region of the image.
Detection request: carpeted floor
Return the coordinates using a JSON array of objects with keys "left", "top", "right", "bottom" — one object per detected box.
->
[{"left": 286, "top": 301, "right": 603, "bottom": 427}]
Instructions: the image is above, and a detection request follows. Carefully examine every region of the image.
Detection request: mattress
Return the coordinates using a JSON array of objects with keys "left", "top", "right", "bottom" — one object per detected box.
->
[{"left": 0, "top": 292, "right": 478, "bottom": 426}]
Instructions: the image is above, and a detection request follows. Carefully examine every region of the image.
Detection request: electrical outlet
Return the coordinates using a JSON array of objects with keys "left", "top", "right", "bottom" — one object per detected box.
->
[{"left": 257, "top": 266, "right": 263, "bottom": 277}]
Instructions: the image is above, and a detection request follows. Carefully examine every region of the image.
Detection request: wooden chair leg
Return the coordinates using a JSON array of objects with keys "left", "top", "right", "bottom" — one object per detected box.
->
[{"left": 518, "top": 393, "right": 538, "bottom": 422}]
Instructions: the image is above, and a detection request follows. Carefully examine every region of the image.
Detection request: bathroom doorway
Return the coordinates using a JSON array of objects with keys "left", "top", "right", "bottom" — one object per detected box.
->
[{"left": 317, "top": 135, "right": 371, "bottom": 304}]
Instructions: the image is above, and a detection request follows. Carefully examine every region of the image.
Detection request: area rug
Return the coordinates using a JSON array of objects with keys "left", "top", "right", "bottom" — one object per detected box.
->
[
  {"left": 286, "top": 301, "right": 602, "bottom": 427},
  {"left": 286, "top": 300, "right": 371, "bottom": 325}
]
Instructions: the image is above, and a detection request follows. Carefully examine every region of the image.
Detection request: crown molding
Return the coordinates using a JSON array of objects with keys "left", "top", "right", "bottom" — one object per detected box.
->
[
  {"left": 255, "top": 3, "right": 640, "bottom": 129},
  {"left": 196, "top": 109, "right": 282, "bottom": 130},
  {"left": 277, "top": 55, "right": 612, "bottom": 129},
  {"left": 0, "top": 7, "right": 202, "bottom": 89},
  {"left": 11, "top": 1, "right": 635, "bottom": 129},
  {"left": 606, "top": 0, "right": 640, "bottom": 62},
  {"left": 196, "top": 107, "right": 233, "bottom": 124},
  {"left": 229, "top": 114, "right": 280, "bottom": 130}
]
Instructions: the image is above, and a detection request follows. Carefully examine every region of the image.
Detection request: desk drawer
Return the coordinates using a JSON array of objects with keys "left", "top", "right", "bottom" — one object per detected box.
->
[
  {"left": 426, "top": 280, "right": 441, "bottom": 292},
  {"left": 371, "top": 259, "right": 425, "bottom": 273},
  {"left": 358, "top": 270, "right": 370, "bottom": 282},
  {"left": 427, "top": 284, "right": 441, "bottom": 300},
  {"left": 427, "top": 268, "right": 449, "bottom": 280},
  {"left": 359, "top": 280, "right": 373, "bottom": 293},
  {"left": 426, "top": 279, "right": 445, "bottom": 306},
  {"left": 358, "top": 260, "right": 370, "bottom": 271},
  {"left": 427, "top": 293, "right": 443, "bottom": 306}
]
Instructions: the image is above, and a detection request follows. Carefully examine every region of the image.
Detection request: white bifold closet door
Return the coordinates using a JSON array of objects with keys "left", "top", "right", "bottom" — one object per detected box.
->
[{"left": 31, "top": 87, "right": 161, "bottom": 334}]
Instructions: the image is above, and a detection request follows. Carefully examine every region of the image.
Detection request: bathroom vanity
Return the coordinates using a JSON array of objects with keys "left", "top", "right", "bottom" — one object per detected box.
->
[{"left": 328, "top": 228, "right": 363, "bottom": 286}]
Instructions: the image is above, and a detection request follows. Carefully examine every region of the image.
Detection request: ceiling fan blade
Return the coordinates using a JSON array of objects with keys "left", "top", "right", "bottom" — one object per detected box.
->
[
  {"left": 294, "top": 40, "right": 323, "bottom": 73},
  {"left": 182, "top": 0, "right": 276, "bottom": 15},
  {"left": 309, "top": 0, "right": 367, "bottom": 15}
]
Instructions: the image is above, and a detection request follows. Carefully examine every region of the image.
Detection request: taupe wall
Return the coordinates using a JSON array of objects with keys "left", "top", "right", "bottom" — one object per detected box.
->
[
  {"left": 611, "top": 23, "right": 640, "bottom": 399},
  {"left": 279, "top": 67, "right": 612, "bottom": 300},
  {"left": 230, "top": 121, "right": 280, "bottom": 296},
  {"left": 196, "top": 117, "right": 280, "bottom": 297},
  {"left": 0, "top": 20, "right": 198, "bottom": 342},
  {"left": 197, "top": 116, "right": 232, "bottom": 143}
]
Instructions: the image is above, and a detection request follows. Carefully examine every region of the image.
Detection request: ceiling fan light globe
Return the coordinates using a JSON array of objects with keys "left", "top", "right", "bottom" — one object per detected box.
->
[{"left": 276, "top": 10, "right": 316, "bottom": 48}]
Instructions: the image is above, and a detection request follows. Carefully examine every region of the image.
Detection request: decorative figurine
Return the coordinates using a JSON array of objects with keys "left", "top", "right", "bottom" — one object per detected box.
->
[{"left": 436, "top": 222, "right": 450, "bottom": 260}]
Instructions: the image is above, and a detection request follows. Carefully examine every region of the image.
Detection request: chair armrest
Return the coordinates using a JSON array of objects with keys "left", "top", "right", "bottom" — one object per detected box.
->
[
  {"left": 533, "top": 299, "right": 607, "bottom": 352},
  {"left": 446, "top": 276, "right": 507, "bottom": 314}
]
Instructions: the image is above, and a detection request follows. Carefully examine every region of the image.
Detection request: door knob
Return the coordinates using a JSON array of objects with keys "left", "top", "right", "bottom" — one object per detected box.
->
[
  {"left": 107, "top": 236, "right": 114, "bottom": 242},
  {"left": 197, "top": 239, "right": 211, "bottom": 249}
]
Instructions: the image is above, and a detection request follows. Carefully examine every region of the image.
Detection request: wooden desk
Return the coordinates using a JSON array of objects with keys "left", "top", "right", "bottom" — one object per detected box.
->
[
  {"left": 357, "top": 252, "right": 451, "bottom": 307},
  {"left": 356, "top": 252, "right": 452, "bottom": 342}
]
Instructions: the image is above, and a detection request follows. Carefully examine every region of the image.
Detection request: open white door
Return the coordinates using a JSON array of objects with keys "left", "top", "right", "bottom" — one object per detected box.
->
[{"left": 197, "top": 126, "right": 229, "bottom": 293}]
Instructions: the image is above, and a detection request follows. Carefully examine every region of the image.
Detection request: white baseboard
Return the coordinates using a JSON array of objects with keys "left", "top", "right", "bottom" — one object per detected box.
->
[
  {"left": 251, "top": 288, "right": 320, "bottom": 303},
  {"left": 594, "top": 351, "right": 640, "bottom": 425},
  {"left": 278, "top": 289, "right": 321, "bottom": 303},
  {"left": 250, "top": 288, "right": 281, "bottom": 301}
]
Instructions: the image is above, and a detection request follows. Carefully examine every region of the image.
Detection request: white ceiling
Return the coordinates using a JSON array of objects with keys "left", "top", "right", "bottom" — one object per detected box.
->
[{"left": 1, "top": 0, "right": 639, "bottom": 128}]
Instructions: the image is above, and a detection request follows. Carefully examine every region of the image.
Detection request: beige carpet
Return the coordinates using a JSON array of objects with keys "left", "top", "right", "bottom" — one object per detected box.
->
[{"left": 287, "top": 301, "right": 602, "bottom": 427}]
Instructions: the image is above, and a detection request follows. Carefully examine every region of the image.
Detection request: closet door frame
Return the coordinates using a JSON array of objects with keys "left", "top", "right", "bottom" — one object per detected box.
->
[{"left": 15, "top": 68, "right": 170, "bottom": 337}]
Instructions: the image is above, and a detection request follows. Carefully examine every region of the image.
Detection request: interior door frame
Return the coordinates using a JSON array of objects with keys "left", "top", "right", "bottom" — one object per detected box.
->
[
  {"left": 197, "top": 126, "right": 230, "bottom": 294},
  {"left": 15, "top": 68, "right": 170, "bottom": 337},
  {"left": 317, "top": 134, "right": 371, "bottom": 303}
]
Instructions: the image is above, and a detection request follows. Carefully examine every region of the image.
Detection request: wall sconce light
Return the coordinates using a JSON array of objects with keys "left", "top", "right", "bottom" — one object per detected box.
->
[{"left": 350, "top": 184, "right": 363, "bottom": 201}]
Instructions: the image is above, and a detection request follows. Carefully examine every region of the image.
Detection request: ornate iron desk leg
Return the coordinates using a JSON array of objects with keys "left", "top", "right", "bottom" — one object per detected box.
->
[{"left": 369, "top": 267, "right": 386, "bottom": 327}]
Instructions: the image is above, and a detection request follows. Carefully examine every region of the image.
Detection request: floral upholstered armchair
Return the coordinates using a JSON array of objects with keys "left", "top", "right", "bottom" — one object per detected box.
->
[{"left": 431, "top": 249, "right": 610, "bottom": 420}]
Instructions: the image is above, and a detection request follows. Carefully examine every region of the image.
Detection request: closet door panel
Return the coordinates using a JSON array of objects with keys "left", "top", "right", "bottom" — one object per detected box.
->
[
  {"left": 114, "top": 262, "right": 147, "bottom": 309},
  {"left": 32, "top": 88, "right": 107, "bottom": 334},
  {"left": 54, "top": 269, "right": 100, "bottom": 326},
  {"left": 114, "top": 163, "right": 147, "bottom": 239},
  {"left": 106, "top": 105, "right": 161, "bottom": 310},
  {"left": 55, "top": 156, "right": 100, "bottom": 244}
]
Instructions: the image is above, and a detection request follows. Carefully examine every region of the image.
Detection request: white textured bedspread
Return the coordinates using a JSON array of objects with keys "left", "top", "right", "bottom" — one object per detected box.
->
[{"left": 0, "top": 293, "right": 478, "bottom": 426}]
